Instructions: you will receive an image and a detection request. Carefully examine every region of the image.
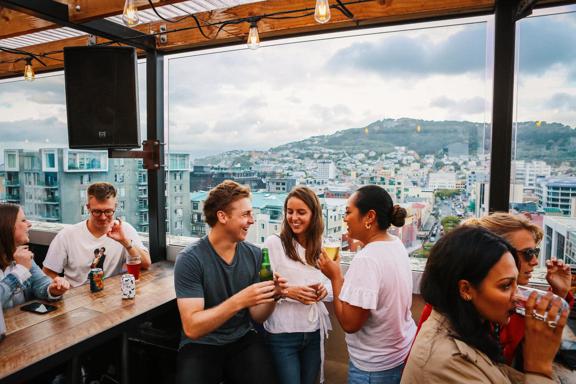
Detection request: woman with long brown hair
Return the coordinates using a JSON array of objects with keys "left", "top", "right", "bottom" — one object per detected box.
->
[
  {"left": 263, "top": 186, "right": 331, "bottom": 384},
  {"left": 0, "top": 203, "right": 69, "bottom": 309}
]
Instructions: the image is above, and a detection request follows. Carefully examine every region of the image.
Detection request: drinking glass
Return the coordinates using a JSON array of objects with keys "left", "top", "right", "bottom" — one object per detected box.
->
[
  {"left": 126, "top": 255, "right": 141, "bottom": 280},
  {"left": 323, "top": 237, "right": 340, "bottom": 261}
]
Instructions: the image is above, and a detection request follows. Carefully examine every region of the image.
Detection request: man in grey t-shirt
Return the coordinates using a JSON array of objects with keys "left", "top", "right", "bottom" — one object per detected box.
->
[{"left": 175, "top": 181, "right": 286, "bottom": 384}]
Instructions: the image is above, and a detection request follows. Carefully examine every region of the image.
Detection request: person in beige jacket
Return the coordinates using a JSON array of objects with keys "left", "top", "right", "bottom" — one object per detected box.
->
[{"left": 402, "top": 226, "right": 568, "bottom": 384}]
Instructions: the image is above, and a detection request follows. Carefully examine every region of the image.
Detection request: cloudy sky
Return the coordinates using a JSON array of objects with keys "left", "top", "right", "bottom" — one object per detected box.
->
[{"left": 1, "top": 6, "right": 575, "bottom": 161}]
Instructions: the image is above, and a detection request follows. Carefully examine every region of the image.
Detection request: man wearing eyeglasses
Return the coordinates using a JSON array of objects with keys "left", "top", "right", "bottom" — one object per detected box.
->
[{"left": 43, "top": 182, "right": 151, "bottom": 287}]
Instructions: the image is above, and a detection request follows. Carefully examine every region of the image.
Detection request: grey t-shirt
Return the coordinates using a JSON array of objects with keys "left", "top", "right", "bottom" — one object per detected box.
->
[{"left": 174, "top": 236, "right": 262, "bottom": 347}]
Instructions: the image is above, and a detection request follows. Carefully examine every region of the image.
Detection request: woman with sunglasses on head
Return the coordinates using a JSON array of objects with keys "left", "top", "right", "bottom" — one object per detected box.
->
[
  {"left": 416, "top": 212, "right": 573, "bottom": 366},
  {"left": 319, "top": 185, "right": 416, "bottom": 384},
  {"left": 0, "top": 203, "right": 69, "bottom": 309},
  {"left": 263, "top": 186, "right": 332, "bottom": 384},
  {"left": 402, "top": 226, "right": 568, "bottom": 383}
]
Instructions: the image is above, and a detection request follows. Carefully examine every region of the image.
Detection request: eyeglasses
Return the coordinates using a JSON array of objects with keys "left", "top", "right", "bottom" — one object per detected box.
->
[
  {"left": 90, "top": 209, "right": 115, "bottom": 217},
  {"left": 516, "top": 247, "right": 540, "bottom": 262}
]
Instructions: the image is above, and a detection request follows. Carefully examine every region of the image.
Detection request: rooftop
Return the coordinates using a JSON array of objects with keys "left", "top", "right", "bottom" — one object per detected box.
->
[{"left": 541, "top": 177, "right": 576, "bottom": 187}]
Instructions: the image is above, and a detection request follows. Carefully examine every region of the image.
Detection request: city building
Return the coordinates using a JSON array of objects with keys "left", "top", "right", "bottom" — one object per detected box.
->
[
  {"left": 428, "top": 172, "right": 457, "bottom": 190},
  {"left": 167, "top": 153, "right": 193, "bottom": 236},
  {"left": 0, "top": 167, "right": 5, "bottom": 201},
  {"left": 1, "top": 148, "right": 191, "bottom": 235},
  {"left": 542, "top": 216, "right": 576, "bottom": 265},
  {"left": 266, "top": 177, "right": 296, "bottom": 193},
  {"left": 512, "top": 160, "right": 551, "bottom": 189},
  {"left": 189, "top": 166, "right": 266, "bottom": 192},
  {"left": 323, "top": 185, "right": 354, "bottom": 199},
  {"left": 474, "top": 182, "right": 524, "bottom": 217},
  {"left": 536, "top": 177, "right": 576, "bottom": 216},
  {"left": 317, "top": 160, "right": 336, "bottom": 180},
  {"left": 323, "top": 198, "right": 346, "bottom": 238}
]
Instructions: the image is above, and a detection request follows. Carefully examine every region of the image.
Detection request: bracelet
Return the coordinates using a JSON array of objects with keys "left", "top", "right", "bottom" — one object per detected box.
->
[{"left": 125, "top": 239, "right": 133, "bottom": 251}]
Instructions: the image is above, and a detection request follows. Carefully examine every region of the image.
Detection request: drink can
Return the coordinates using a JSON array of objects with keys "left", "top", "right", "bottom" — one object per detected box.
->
[
  {"left": 121, "top": 274, "right": 136, "bottom": 299},
  {"left": 513, "top": 285, "right": 570, "bottom": 322},
  {"left": 89, "top": 268, "right": 104, "bottom": 292},
  {"left": 570, "top": 264, "right": 576, "bottom": 295}
]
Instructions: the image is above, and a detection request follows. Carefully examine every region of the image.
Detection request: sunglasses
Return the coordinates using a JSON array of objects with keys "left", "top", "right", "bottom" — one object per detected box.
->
[{"left": 516, "top": 247, "right": 540, "bottom": 262}]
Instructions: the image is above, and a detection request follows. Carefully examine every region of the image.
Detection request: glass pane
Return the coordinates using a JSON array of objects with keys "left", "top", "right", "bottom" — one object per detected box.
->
[
  {"left": 512, "top": 6, "right": 576, "bottom": 266},
  {"left": 167, "top": 18, "right": 492, "bottom": 255},
  {"left": 0, "top": 64, "right": 148, "bottom": 239}
]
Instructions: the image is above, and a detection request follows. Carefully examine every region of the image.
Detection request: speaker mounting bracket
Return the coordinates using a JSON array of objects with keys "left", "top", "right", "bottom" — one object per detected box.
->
[{"left": 108, "top": 140, "right": 163, "bottom": 171}]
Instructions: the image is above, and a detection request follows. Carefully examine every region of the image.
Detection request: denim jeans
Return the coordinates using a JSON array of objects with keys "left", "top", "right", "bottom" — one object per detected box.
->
[
  {"left": 348, "top": 361, "right": 404, "bottom": 384},
  {"left": 266, "top": 330, "right": 321, "bottom": 384}
]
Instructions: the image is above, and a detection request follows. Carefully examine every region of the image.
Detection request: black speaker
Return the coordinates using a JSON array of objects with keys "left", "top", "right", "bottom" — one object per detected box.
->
[{"left": 64, "top": 46, "right": 140, "bottom": 149}]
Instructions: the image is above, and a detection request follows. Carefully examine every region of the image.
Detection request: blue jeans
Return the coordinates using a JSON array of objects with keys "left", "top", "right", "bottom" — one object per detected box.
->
[
  {"left": 348, "top": 361, "right": 404, "bottom": 384},
  {"left": 266, "top": 330, "right": 321, "bottom": 384}
]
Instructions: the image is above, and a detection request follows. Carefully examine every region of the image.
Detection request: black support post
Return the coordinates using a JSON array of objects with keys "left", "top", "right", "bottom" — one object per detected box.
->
[
  {"left": 146, "top": 50, "right": 166, "bottom": 262},
  {"left": 489, "top": 0, "right": 518, "bottom": 213}
]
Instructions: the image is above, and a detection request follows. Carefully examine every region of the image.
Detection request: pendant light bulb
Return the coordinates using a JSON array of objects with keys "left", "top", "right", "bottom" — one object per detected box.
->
[
  {"left": 122, "top": 0, "right": 140, "bottom": 27},
  {"left": 314, "top": 0, "right": 331, "bottom": 24},
  {"left": 24, "top": 58, "right": 35, "bottom": 81},
  {"left": 247, "top": 22, "right": 260, "bottom": 50}
]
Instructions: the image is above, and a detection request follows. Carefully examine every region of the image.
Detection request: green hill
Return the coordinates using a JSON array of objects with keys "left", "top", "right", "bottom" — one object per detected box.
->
[
  {"left": 199, "top": 118, "right": 576, "bottom": 166},
  {"left": 272, "top": 118, "right": 576, "bottom": 164}
]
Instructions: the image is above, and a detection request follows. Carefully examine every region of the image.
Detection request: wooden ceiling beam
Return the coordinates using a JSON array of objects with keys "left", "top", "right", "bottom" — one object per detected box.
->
[
  {"left": 0, "top": 35, "right": 124, "bottom": 79},
  {"left": 0, "top": 8, "right": 55, "bottom": 39},
  {"left": 147, "top": 0, "right": 495, "bottom": 52},
  {"left": 0, "top": 0, "right": 193, "bottom": 39},
  {"left": 3, "top": 0, "right": 576, "bottom": 79},
  {"left": 0, "top": 0, "right": 496, "bottom": 79}
]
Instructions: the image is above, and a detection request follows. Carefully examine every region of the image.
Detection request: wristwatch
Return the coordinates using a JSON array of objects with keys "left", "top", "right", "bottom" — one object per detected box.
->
[{"left": 125, "top": 239, "right": 133, "bottom": 251}]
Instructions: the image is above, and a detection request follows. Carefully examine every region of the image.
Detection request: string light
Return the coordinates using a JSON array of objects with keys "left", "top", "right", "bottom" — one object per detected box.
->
[
  {"left": 23, "top": 58, "right": 35, "bottom": 81},
  {"left": 122, "top": 0, "right": 140, "bottom": 27},
  {"left": 315, "top": 0, "right": 332, "bottom": 24},
  {"left": 247, "top": 21, "right": 260, "bottom": 50}
]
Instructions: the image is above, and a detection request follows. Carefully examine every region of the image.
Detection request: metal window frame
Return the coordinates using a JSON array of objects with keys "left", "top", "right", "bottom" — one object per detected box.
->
[{"left": 2, "top": 0, "right": 574, "bottom": 257}]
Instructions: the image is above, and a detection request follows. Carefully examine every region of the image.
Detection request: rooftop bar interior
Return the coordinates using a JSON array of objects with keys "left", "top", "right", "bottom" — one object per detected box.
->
[{"left": 1, "top": 0, "right": 576, "bottom": 383}]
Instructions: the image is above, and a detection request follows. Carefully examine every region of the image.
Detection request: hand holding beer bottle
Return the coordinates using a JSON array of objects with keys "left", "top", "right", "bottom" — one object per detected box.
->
[
  {"left": 259, "top": 247, "right": 273, "bottom": 281},
  {"left": 260, "top": 247, "right": 287, "bottom": 300}
]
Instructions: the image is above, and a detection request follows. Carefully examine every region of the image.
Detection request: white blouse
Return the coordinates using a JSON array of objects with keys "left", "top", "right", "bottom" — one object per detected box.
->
[
  {"left": 340, "top": 238, "right": 416, "bottom": 372},
  {"left": 263, "top": 234, "right": 332, "bottom": 334},
  {"left": 263, "top": 235, "right": 333, "bottom": 382}
]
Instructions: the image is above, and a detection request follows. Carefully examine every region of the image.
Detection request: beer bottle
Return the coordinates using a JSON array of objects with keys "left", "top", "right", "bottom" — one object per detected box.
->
[{"left": 259, "top": 248, "right": 273, "bottom": 281}]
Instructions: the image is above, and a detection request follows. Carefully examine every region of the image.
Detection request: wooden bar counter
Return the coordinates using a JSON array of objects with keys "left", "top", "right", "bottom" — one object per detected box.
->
[{"left": 0, "top": 261, "right": 176, "bottom": 383}]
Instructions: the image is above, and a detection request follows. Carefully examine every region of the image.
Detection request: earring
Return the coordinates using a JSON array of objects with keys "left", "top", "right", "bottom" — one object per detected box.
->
[
  {"left": 365, "top": 222, "right": 371, "bottom": 230},
  {"left": 463, "top": 295, "right": 471, "bottom": 301}
]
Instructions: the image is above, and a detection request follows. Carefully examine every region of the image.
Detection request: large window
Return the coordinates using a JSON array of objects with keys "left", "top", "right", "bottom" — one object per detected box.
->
[
  {"left": 511, "top": 6, "right": 576, "bottom": 266},
  {"left": 0, "top": 64, "right": 149, "bottom": 233},
  {"left": 167, "top": 18, "right": 492, "bottom": 254}
]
